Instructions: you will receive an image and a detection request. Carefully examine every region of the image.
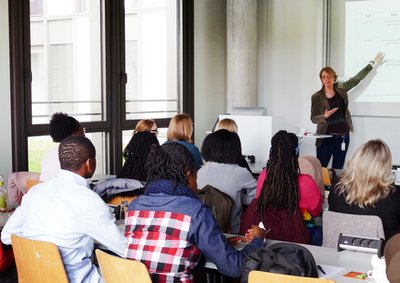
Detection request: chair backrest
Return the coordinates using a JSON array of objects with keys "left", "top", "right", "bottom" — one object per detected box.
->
[
  {"left": 321, "top": 167, "right": 331, "bottom": 187},
  {"left": 95, "top": 249, "right": 151, "bottom": 283},
  {"left": 299, "top": 156, "right": 324, "bottom": 197},
  {"left": 384, "top": 233, "right": 400, "bottom": 282},
  {"left": 25, "top": 179, "right": 42, "bottom": 191},
  {"left": 248, "top": 270, "right": 336, "bottom": 283},
  {"left": 107, "top": 195, "right": 137, "bottom": 206},
  {"left": 11, "top": 234, "right": 68, "bottom": 283},
  {"left": 322, "top": 211, "right": 385, "bottom": 248}
]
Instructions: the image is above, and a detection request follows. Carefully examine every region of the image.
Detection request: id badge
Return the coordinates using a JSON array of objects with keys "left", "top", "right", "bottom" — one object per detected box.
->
[{"left": 341, "top": 141, "right": 346, "bottom": 151}]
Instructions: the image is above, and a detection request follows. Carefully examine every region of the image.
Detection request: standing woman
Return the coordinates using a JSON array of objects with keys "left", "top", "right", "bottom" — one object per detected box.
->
[
  {"left": 166, "top": 113, "right": 203, "bottom": 170},
  {"left": 311, "top": 52, "right": 384, "bottom": 169}
]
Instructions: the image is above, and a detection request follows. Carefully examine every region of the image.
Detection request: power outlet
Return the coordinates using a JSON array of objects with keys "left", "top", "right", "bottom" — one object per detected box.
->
[{"left": 337, "top": 233, "right": 385, "bottom": 258}]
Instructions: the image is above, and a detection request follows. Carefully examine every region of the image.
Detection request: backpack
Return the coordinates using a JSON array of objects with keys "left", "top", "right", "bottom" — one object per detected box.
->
[
  {"left": 240, "top": 242, "right": 318, "bottom": 283},
  {"left": 196, "top": 185, "right": 234, "bottom": 233}
]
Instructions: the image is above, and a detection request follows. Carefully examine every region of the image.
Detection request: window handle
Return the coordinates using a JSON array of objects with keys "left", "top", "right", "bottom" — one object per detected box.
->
[
  {"left": 120, "top": 72, "right": 127, "bottom": 84},
  {"left": 24, "top": 69, "right": 32, "bottom": 83}
]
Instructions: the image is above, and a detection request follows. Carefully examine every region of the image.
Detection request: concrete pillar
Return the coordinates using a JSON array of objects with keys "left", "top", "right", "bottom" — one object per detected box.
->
[{"left": 227, "top": 0, "right": 257, "bottom": 111}]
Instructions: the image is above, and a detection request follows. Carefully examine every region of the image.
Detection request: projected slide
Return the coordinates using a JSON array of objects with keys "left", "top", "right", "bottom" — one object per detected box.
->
[{"left": 346, "top": 0, "right": 400, "bottom": 103}]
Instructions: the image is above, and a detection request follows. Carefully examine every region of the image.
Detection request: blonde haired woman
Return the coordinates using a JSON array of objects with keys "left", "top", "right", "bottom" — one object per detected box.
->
[
  {"left": 328, "top": 139, "right": 400, "bottom": 240},
  {"left": 134, "top": 119, "right": 158, "bottom": 136},
  {"left": 166, "top": 113, "right": 203, "bottom": 169},
  {"left": 215, "top": 118, "right": 238, "bottom": 133}
]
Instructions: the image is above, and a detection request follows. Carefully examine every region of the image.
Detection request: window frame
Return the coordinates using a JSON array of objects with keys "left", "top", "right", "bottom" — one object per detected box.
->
[{"left": 8, "top": 0, "right": 194, "bottom": 174}]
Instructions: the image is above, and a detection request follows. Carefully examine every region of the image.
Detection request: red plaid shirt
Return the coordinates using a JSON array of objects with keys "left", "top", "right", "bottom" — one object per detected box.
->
[{"left": 125, "top": 210, "right": 201, "bottom": 283}]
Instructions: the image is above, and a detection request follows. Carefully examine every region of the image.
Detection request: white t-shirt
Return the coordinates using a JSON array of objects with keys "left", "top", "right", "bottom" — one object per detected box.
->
[{"left": 39, "top": 145, "right": 60, "bottom": 182}]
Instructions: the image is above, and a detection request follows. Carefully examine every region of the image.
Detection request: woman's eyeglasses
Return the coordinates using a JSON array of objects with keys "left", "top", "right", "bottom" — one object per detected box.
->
[
  {"left": 149, "top": 128, "right": 158, "bottom": 136},
  {"left": 74, "top": 127, "right": 86, "bottom": 136}
]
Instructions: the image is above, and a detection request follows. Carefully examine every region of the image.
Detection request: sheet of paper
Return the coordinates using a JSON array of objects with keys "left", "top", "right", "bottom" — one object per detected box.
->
[{"left": 318, "top": 264, "right": 346, "bottom": 278}]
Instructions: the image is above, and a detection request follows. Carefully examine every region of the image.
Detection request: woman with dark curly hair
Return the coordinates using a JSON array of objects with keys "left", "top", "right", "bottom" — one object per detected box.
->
[
  {"left": 124, "top": 142, "right": 266, "bottom": 282},
  {"left": 117, "top": 131, "right": 159, "bottom": 181}
]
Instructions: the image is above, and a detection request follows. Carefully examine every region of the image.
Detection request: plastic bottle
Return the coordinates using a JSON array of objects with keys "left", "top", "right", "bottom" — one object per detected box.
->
[{"left": 0, "top": 175, "right": 6, "bottom": 212}]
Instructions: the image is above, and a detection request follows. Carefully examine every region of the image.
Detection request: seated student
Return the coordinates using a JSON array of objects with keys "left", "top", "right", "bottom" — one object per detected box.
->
[
  {"left": 40, "top": 112, "right": 85, "bottom": 182},
  {"left": 241, "top": 130, "right": 322, "bottom": 244},
  {"left": 124, "top": 143, "right": 265, "bottom": 282},
  {"left": 134, "top": 119, "right": 159, "bottom": 136},
  {"left": 328, "top": 139, "right": 400, "bottom": 240},
  {"left": 215, "top": 118, "right": 253, "bottom": 174},
  {"left": 92, "top": 131, "right": 159, "bottom": 203},
  {"left": 2, "top": 136, "right": 127, "bottom": 283},
  {"left": 215, "top": 118, "right": 238, "bottom": 132},
  {"left": 197, "top": 129, "right": 257, "bottom": 234},
  {"left": 117, "top": 131, "right": 160, "bottom": 181},
  {"left": 165, "top": 113, "right": 203, "bottom": 170}
]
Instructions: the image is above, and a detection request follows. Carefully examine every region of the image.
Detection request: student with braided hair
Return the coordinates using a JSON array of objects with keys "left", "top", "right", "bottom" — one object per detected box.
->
[
  {"left": 124, "top": 142, "right": 266, "bottom": 282},
  {"left": 240, "top": 130, "right": 322, "bottom": 245},
  {"left": 117, "top": 131, "right": 160, "bottom": 181}
]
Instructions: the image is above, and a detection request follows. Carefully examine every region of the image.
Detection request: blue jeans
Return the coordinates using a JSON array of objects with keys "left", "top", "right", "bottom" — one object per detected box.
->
[{"left": 316, "top": 134, "right": 350, "bottom": 169}]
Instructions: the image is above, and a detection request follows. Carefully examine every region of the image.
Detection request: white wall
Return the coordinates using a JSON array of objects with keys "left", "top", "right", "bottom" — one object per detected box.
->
[
  {"left": 260, "top": 0, "right": 325, "bottom": 157},
  {"left": 0, "top": 0, "right": 13, "bottom": 181},
  {"left": 194, "top": 0, "right": 227, "bottom": 148},
  {"left": 194, "top": 0, "right": 326, "bottom": 158}
]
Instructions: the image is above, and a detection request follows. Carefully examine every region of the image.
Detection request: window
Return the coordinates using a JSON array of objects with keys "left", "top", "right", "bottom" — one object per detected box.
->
[
  {"left": 9, "top": 0, "right": 193, "bottom": 174},
  {"left": 125, "top": 0, "right": 180, "bottom": 120}
]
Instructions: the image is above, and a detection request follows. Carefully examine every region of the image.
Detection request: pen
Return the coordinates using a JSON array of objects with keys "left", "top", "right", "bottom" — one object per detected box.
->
[
  {"left": 258, "top": 221, "right": 271, "bottom": 234},
  {"left": 317, "top": 264, "right": 326, "bottom": 275}
]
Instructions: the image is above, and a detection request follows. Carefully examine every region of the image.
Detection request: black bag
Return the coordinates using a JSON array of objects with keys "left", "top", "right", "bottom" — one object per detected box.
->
[
  {"left": 196, "top": 185, "right": 234, "bottom": 233},
  {"left": 240, "top": 242, "right": 318, "bottom": 283}
]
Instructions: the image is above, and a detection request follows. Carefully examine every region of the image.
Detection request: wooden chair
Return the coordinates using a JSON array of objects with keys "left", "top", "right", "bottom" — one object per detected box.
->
[
  {"left": 25, "top": 179, "right": 41, "bottom": 191},
  {"left": 11, "top": 234, "right": 68, "bottom": 283},
  {"left": 95, "top": 249, "right": 151, "bottom": 283},
  {"left": 107, "top": 195, "right": 137, "bottom": 206},
  {"left": 321, "top": 167, "right": 332, "bottom": 189},
  {"left": 248, "top": 270, "right": 336, "bottom": 283},
  {"left": 322, "top": 211, "right": 385, "bottom": 248}
]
